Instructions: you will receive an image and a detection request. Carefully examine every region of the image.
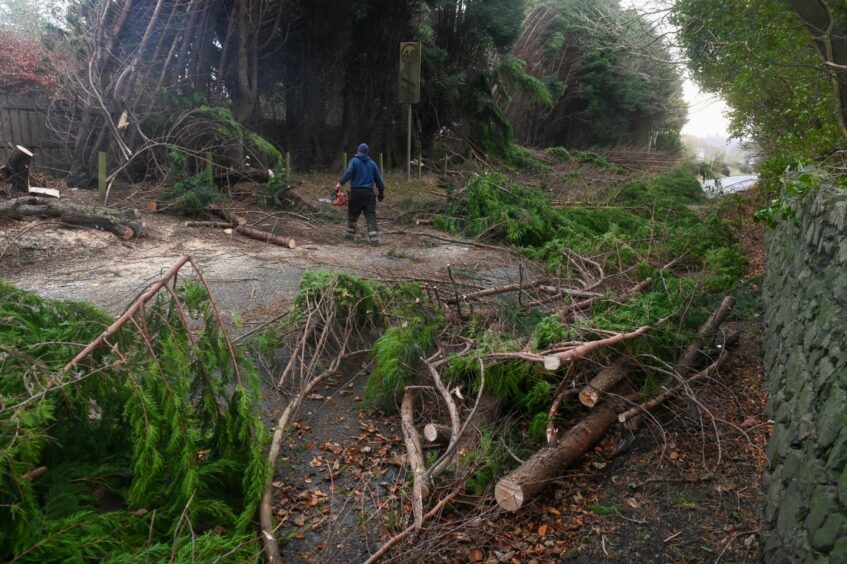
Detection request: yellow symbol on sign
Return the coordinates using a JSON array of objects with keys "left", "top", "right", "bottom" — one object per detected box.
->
[{"left": 401, "top": 44, "right": 417, "bottom": 63}]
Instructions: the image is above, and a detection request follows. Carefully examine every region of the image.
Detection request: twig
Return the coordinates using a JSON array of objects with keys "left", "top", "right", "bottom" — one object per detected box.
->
[{"left": 362, "top": 488, "right": 462, "bottom": 564}]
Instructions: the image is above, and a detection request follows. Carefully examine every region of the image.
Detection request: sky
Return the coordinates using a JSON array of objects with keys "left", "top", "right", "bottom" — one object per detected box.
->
[
  {"left": 681, "top": 81, "right": 731, "bottom": 139},
  {"left": 622, "top": 0, "right": 733, "bottom": 140}
]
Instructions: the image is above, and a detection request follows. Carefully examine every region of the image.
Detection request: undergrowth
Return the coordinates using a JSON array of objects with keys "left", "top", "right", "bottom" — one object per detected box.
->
[
  {"left": 0, "top": 281, "right": 267, "bottom": 561},
  {"left": 432, "top": 166, "right": 746, "bottom": 446},
  {"left": 163, "top": 149, "right": 223, "bottom": 217}
]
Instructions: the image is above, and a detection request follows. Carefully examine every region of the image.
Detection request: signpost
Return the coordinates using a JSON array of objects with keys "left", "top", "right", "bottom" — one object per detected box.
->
[{"left": 399, "top": 41, "right": 421, "bottom": 182}]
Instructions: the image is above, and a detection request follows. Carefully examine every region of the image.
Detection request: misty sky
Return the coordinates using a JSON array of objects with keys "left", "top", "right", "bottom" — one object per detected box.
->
[{"left": 622, "top": 0, "right": 733, "bottom": 140}]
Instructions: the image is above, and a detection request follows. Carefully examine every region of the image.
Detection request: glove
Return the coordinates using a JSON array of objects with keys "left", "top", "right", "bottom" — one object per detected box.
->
[{"left": 378, "top": 192, "right": 384, "bottom": 202}]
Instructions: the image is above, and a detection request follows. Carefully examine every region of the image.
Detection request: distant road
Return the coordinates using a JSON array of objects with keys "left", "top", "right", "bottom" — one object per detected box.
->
[{"left": 702, "top": 175, "right": 758, "bottom": 197}]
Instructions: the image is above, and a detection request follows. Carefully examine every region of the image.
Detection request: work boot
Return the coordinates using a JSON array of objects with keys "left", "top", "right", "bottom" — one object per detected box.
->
[
  {"left": 368, "top": 231, "right": 379, "bottom": 246},
  {"left": 343, "top": 232, "right": 355, "bottom": 241}
]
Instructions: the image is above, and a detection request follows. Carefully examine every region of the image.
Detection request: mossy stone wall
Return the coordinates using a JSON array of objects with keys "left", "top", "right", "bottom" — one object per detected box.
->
[{"left": 762, "top": 185, "right": 847, "bottom": 562}]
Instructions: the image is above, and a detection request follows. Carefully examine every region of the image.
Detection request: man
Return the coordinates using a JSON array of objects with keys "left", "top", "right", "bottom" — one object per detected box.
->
[{"left": 336, "top": 143, "right": 385, "bottom": 246}]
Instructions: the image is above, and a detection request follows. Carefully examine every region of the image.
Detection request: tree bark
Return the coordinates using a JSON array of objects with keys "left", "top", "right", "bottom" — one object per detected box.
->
[
  {"left": 0, "top": 196, "right": 142, "bottom": 239},
  {"left": 579, "top": 358, "right": 630, "bottom": 408},
  {"left": 495, "top": 394, "right": 626, "bottom": 512}
]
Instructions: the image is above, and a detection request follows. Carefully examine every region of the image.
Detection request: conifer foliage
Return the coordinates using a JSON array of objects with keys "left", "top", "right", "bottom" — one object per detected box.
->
[{"left": 0, "top": 262, "right": 267, "bottom": 561}]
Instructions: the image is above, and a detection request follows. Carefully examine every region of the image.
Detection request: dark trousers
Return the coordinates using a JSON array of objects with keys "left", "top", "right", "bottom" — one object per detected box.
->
[{"left": 345, "top": 190, "right": 378, "bottom": 242}]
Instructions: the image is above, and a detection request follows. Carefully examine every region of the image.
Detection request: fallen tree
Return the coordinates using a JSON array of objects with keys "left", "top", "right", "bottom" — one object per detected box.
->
[{"left": 0, "top": 196, "right": 143, "bottom": 239}]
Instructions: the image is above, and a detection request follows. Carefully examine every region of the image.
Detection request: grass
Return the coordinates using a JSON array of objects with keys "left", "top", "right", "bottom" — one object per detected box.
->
[{"left": 588, "top": 503, "right": 619, "bottom": 515}]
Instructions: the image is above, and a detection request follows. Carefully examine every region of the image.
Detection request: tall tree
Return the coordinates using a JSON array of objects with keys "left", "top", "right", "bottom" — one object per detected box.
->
[
  {"left": 504, "top": 0, "right": 685, "bottom": 149},
  {"left": 672, "top": 0, "right": 847, "bottom": 168}
]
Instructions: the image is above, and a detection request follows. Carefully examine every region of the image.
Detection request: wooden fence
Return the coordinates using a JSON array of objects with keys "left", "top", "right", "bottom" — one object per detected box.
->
[{"left": 0, "top": 95, "right": 69, "bottom": 176}]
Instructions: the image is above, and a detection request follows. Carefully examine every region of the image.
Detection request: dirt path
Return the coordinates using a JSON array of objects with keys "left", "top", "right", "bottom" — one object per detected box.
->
[{"left": 2, "top": 203, "right": 519, "bottom": 326}]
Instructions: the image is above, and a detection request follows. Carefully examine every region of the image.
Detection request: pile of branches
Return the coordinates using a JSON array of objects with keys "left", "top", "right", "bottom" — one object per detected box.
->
[
  {"left": 346, "top": 167, "right": 748, "bottom": 559},
  {"left": 0, "top": 256, "right": 267, "bottom": 561},
  {"left": 349, "top": 268, "right": 737, "bottom": 562}
]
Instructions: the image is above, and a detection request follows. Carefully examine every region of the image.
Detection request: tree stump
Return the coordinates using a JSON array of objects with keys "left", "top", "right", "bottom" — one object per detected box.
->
[{"left": 0, "top": 145, "right": 34, "bottom": 193}]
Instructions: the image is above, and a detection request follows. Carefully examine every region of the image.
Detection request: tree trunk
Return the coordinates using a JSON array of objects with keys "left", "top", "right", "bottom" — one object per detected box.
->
[
  {"left": 0, "top": 196, "right": 143, "bottom": 239},
  {"left": 495, "top": 396, "right": 622, "bottom": 512},
  {"left": 0, "top": 146, "right": 34, "bottom": 193},
  {"left": 579, "top": 358, "right": 630, "bottom": 408}
]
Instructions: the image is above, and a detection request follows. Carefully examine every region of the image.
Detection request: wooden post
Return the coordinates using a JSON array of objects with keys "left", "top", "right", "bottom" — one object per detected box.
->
[
  {"left": 342, "top": 151, "right": 348, "bottom": 174},
  {"left": 418, "top": 150, "right": 422, "bottom": 179},
  {"left": 379, "top": 152, "right": 384, "bottom": 173},
  {"left": 97, "top": 151, "right": 107, "bottom": 203},
  {"left": 406, "top": 104, "right": 412, "bottom": 182},
  {"left": 286, "top": 151, "right": 292, "bottom": 175}
]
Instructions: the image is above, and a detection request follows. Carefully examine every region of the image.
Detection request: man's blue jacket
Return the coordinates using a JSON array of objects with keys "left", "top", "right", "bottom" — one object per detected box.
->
[{"left": 339, "top": 154, "right": 385, "bottom": 195}]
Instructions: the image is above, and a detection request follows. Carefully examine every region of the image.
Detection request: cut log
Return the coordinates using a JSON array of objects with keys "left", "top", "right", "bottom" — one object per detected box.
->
[
  {"left": 423, "top": 423, "right": 451, "bottom": 446},
  {"left": 0, "top": 196, "right": 142, "bottom": 239},
  {"left": 234, "top": 224, "right": 296, "bottom": 249},
  {"left": 579, "top": 358, "right": 630, "bottom": 408},
  {"left": 0, "top": 145, "right": 34, "bottom": 193},
  {"left": 214, "top": 167, "right": 271, "bottom": 185},
  {"left": 495, "top": 394, "right": 626, "bottom": 512}
]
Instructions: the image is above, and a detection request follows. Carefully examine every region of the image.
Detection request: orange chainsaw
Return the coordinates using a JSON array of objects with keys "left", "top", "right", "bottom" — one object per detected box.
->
[{"left": 319, "top": 186, "right": 348, "bottom": 206}]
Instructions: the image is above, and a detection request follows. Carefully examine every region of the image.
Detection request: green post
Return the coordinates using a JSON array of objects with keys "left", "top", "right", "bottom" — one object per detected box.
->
[
  {"left": 342, "top": 152, "right": 348, "bottom": 173},
  {"left": 379, "top": 152, "right": 384, "bottom": 173},
  {"left": 286, "top": 151, "right": 292, "bottom": 175},
  {"left": 97, "top": 151, "right": 107, "bottom": 203},
  {"left": 418, "top": 150, "right": 422, "bottom": 179},
  {"left": 204, "top": 152, "right": 213, "bottom": 185}
]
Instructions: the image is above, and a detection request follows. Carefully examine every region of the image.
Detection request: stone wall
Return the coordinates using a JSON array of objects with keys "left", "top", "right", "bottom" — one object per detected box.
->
[{"left": 762, "top": 185, "right": 847, "bottom": 562}]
